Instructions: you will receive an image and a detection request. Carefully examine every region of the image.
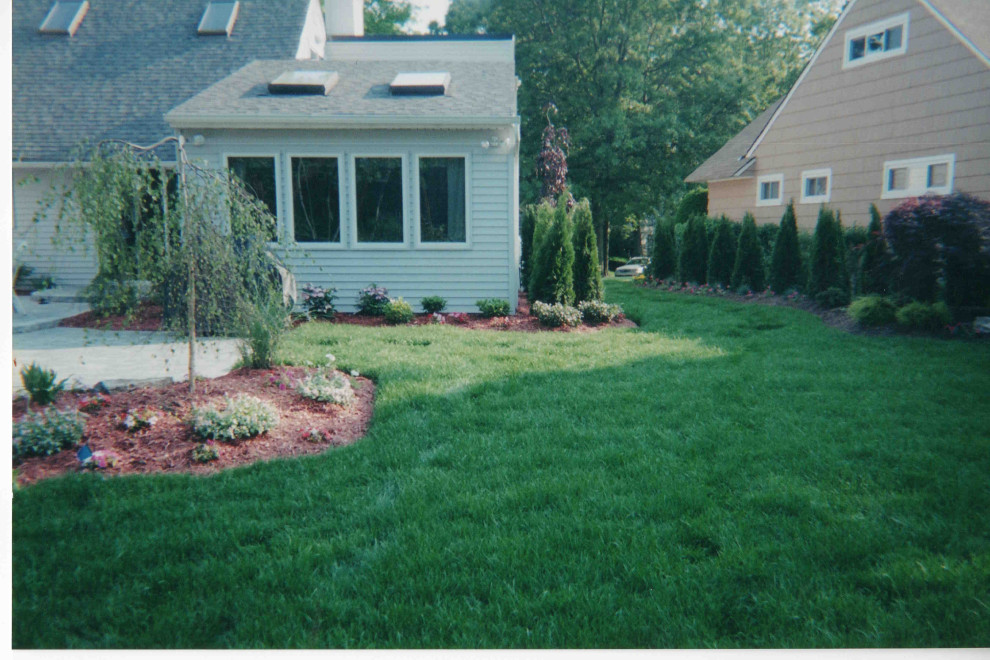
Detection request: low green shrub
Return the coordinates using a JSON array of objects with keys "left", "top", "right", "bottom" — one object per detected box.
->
[
  {"left": 20, "top": 362, "right": 67, "bottom": 406},
  {"left": 532, "top": 301, "right": 581, "bottom": 327},
  {"left": 238, "top": 296, "right": 291, "bottom": 369},
  {"left": 192, "top": 442, "right": 220, "bottom": 463},
  {"left": 421, "top": 296, "right": 447, "bottom": 314},
  {"left": 296, "top": 370, "right": 356, "bottom": 407},
  {"left": 190, "top": 394, "right": 279, "bottom": 441},
  {"left": 578, "top": 300, "right": 622, "bottom": 324},
  {"left": 384, "top": 298, "right": 415, "bottom": 325},
  {"left": 848, "top": 296, "right": 897, "bottom": 326},
  {"left": 896, "top": 301, "right": 951, "bottom": 333},
  {"left": 477, "top": 298, "right": 511, "bottom": 318},
  {"left": 85, "top": 276, "right": 140, "bottom": 318},
  {"left": 815, "top": 287, "right": 851, "bottom": 309},
  {"left": 357, "top": 284, "right": 390, "bottom": 316},
  {"left": 13, "top": 408, "right": 86, "bottom": 461}
]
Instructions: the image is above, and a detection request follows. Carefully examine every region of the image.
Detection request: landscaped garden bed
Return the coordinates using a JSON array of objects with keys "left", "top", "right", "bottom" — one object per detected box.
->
[{"left": 12, "top": 366, "right": 375, "bottom": 486}]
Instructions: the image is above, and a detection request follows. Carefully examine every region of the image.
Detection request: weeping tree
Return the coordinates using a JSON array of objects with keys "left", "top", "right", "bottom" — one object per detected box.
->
[{"left": 46, "top": 140, "right": 288, "bottom": 392}]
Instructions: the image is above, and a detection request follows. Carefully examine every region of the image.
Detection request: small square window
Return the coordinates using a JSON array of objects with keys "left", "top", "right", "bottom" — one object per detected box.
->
[
  {"left": 805, "top": 177, "right": 827, "bottom": 197},
  {"left": 761, "top": 181, "right": 779, "bottom": 200},
  {"left": 888, "top": 167, "right": 909, "bottom": 191},
  {"left": 927, "top": 163, "right": 948, "bottom": 188},
  {"left": 850, "top": 37, "right": 866, "bottom": 61}
]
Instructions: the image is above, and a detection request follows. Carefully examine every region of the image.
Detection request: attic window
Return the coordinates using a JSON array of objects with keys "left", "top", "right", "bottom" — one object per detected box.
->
[
  {"left": 198, "top": 1, "right": 240, "bottom": 36},
  {"left": 843, "top": 12, "right": 909, "bottom": 69},
  {"left": 268, "top": 71, "right": 339, "bottom": 95},
  {"left": 39, "top": 1, "right": 89, "bottom": 35},
  {"left": 389, "top": 72, "right": 450, "bottom": 96}
]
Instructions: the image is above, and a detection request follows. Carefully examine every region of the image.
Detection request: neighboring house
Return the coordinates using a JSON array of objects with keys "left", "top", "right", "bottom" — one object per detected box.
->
[
  {"left": 12, "top": 0, "right": 327, "bottom": 287},
  {"left": 166, "top": 25, "right": 521, "bottom": 311},
  {"left": 685, "top": 0, "right": 990, "bottom": 230}
]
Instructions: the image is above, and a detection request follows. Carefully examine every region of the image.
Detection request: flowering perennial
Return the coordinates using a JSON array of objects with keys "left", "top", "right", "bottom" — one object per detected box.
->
[{"left": 190, "top": 394, "right": 279, "bottom": 441}]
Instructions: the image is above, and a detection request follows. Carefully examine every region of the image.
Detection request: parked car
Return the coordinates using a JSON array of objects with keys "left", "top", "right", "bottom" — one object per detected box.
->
[{"left": 614, "top": 257, "right": 651, "bottom": 278}]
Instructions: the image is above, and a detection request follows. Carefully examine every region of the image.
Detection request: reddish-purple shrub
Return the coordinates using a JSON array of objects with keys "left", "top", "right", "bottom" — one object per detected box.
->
[{"left": 883, "top": 193, "right": 990, "bottom": 311}]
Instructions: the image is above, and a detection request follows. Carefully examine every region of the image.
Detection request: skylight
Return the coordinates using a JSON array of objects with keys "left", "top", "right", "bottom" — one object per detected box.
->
[
  {"left": 198, "top": 1, "right": 240, "bottom": 36},
  {"left": 268, "top": 71, "right": 339, "bottom": 95},
  {"left": 39, "top": 1, "right": 89, "bottom": 36},
  {"left": 389, "top": 72, "right": 451, "bottom": 96}
]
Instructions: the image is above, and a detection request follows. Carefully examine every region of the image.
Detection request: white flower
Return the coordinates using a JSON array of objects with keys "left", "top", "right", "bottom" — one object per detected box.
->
[{"left": 350, "top": 370, "right": 359, "bottom": 377}]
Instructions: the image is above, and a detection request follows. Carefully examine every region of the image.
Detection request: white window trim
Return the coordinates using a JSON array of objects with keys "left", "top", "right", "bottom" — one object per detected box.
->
[
  {"left": 413, "top": 154, "right": 472, "bottom": 250},
  {"left": 881, "top": 153, "right": 955, "bottom": 200},
  {"left": 843, "top": 11, "right": 910, "bottom": 69},
  {"left": 350, "top": 154, "right": 409, "bottom": 250},
  {"left": 799, "top": 168, "right": 832, "bottom": 205},
  {"left": 756, "top": 173, "right": 784, "bottom": 207},
  {"left": 224, "top": 152, "right": 284, "bottom": 244},
  {"left": 286, "top": 152, "right": 346, "bottom": 250}
]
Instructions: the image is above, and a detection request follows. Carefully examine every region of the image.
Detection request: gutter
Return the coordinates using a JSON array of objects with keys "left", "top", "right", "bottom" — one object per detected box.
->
[{"left": 166, "top": 113, "right": 521, "bottom": 131}]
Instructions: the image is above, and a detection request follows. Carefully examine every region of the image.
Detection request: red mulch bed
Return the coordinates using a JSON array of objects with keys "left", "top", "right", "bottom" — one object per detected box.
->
[
  {"left": 13, "top": 367, "right": 375, "bottom": 486},
  {"left": 59, "top": 293, "right": 637, "bottom": 333}
]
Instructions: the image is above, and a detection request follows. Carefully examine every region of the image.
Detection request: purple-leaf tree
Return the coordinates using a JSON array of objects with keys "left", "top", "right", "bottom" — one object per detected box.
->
[{"left": 535, "top": 103, "right": 572, "bottom": 207}]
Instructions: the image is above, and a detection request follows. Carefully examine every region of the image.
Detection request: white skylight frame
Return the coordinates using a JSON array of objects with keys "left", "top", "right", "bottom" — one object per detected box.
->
[
  {"left": 799, "top": 168, "right": 832, "bottom": 205},
  {"left": 756, "top": 173, "right": 784, "bottom": 207},
  {"left": 389, "top": 72, "right": 451, "bottom": 96},
  {"left": 843, "top": 12, "right": 910, "bottom": 69},
  {"left": 39, "top": 1, "right": 89, "bottom": 36},
  {"left": 881, "top": 153, "right": 955, "bottom": 200},
  {"left": 268, "top": 71, "right": 340, "bottom": 96},
  {"left": 198, "top": 1, "right": 241, "bottom": 36}
]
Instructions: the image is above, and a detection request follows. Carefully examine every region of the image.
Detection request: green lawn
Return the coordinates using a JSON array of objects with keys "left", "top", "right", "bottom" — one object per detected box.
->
[{"left": 13, "top": 280, "right": 990, "bottom": 648}]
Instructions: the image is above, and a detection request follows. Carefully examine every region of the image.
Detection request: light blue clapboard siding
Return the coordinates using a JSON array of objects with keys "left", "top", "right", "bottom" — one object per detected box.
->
[
  {"left": 13, "top": 168, "right": 99, "bottom": 288},
  {"left": 185, "top": 127, "right": 520, "bottom": 312}
]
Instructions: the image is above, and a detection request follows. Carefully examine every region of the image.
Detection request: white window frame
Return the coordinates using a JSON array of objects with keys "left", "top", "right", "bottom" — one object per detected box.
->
[
  {"left": 413, "top": 154, "right": 472, "bottom": 250},
  {"left": 286, "top": 152, "right": 346, "bottom": 250},
  {"left": 224, "top": 152, "right": 284, "bottom": 244},
  {"left": 350, "top": 154, "right": 408, "bottom": 250},
  {"left": 881, "top": 153, "right": 955, "bottom": 200},
  {"left": 843, "top": 12, "right": 910, "bottom": 69},
  {"left": 799, "top": 168, "right": 832, "bottom": 205},
  {"left": 756, "top": 173, "right": 784, "bottom": 207}
]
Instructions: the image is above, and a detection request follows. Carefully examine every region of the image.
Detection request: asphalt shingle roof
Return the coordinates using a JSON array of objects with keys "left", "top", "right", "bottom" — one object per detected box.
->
[
  {"left": 166, "top": 57, "right": 518, "bottom": 126},
  {"left": 684, "top": 99, "right": 783, "bottom": 183},
  {"left": 13, "top": 0, "right": 312, "bottom": 162}
]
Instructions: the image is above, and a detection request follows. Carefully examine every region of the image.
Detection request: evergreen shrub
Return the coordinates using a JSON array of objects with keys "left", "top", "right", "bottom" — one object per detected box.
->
[
  {"left": 678, "top": 215, "right": 709, "bottom": 283},
  {"left": 808, "top": 207, "right": 848, "bottom": 296},
  {"left": 731, "top": 213, "right": 765, "bottom": 291},
  {"left": 770, "top": 201, "right": 803, "bottom": 293},
  {"left": 571, "top": 200, "right": 603, "bottom": 303},
  {"left": 848, "top": 295, "right": 897, "bottom": 326},
  {"left": 896, "top": 301, "right": 952, "bottom": 333},
  {"left": 476, "top": 298, "right": 511, "bottom": 317},
  {"left": 650, "top": 219, "right": 677, "bottom": 280},
  {"left": 707, "top": 217, "right": 736, "bottom": 288},
  {"left": 384, "top": 298, "right": 415, "bottom": 325}
]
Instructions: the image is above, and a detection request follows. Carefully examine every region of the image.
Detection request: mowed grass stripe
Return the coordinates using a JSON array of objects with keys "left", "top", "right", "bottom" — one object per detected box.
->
[{"left": 13, "top": 280, "right": 990, "bottom": 648}]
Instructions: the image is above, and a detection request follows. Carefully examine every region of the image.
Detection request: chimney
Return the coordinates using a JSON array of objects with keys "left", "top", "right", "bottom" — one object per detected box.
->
[{"left": 326, "top": 0, "right": 364, "bottom": 37}]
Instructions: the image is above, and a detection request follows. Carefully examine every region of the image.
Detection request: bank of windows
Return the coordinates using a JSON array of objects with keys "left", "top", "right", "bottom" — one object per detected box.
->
[
  {"left": 226, "top": 154, "right": 469, "bottom": 247},
  {"left": 843, "top": 12, "right": 909, "bottom": 69},
  {"left": 882, "top": 154, "right": 955, "bottom": 199}
]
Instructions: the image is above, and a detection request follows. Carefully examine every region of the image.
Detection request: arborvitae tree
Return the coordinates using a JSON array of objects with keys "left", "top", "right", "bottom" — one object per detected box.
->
[
  {"left": 532, "top": 192, "right": 575, "bottom": 304},
  {"left": 520, "top": 205, "right": 537, "bottom": 292},
  {"left": 675, "top": 187, "right": 708, "bottom": 224},
  {"left": 731, "top": 213, "right": 766, "bottom": 291},
  {"left": 706, "top": 216, "right": 736, "bottom": 287},
  {"left": 527, "top": 202, "right": 555, "bottom": 302},
  {"left": 678, "top": 215, "right": 709, "bottom": 283},
  {"left": 769, "top": 200, "right": 803, "bottom": 293},
  {"left": 808, "top": 206, "right": 846, "bottom": 295},
  {"left": 859, "top": 204, "right": 888, "bottom": 295},
  {"left": 835, "top": 210, "right": 852, "bottom": 294},
  {"left": 650, "top": 218, "right": 677, "bottom": 280},
  {"left": 571, "top": 199, "right": 603, "bottom": 303}
]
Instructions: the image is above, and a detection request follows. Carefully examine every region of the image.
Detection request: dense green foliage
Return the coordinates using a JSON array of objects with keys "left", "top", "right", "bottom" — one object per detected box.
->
[
  {"left": 526, "top": 203, "right": 555, "bottom": 301},
  {"left": 363, "top": 0, "right": 413, "bottom": 35},
  {"left": 444, "top": 0, "right": 837, "bottom": 261},
  {"left": 848, "top": 296, "right": 897, "bottom": 327},
  {"left": 895, "top": 301, "right": 952, "bottom": 333},
  {"left": 384, "top": 298, "right": 415, "bottom": 325},
  {"left": 808, "top": 207, "right": 847, "bottom": 297},
  {"left": 770, "top": 201, "right": 804, "bottom": 293},
  {"left": 420, "top": 296, "right": 448, "bottom": 315},
  {"left": 706, "top": 217, "right": 736, "bottom": 288},
  {"left": 531, "top": 300, "right": 582, "bottom": 327},
  {"left": 13, "top": 409, "right": 85, "bottom": 461},
  {"left": 571, "top": 200, "right": 604, "bottom": 303},
  {"left": 531, "top": 195, "right": 576, "bottom": 304},
  {"left": 476, "top": 298, "right": 511, "bottom": 318},
  {"left": 519, "top": 205, "right": 538, "bottom": 292},
  {"left": 650, "top": 219, "right": 678, "bottom": 280},
  {"left": 20, "top": 363, "right": 67, "bottom": 406},
  {"left": 731, "top": 213, "right": 765, "bottom": 292},
  {"left": 13, "top": 280, "right": 990, "bottom": 647},
  {"left": 678, "top": 215, "right": 709, "bottom": 283},
  {"left": 189, "top": 394, "right": 279, "bottom": 442},
  {"left": 859, "top": 205, "right": 888, "bottom": 296},
  {"left": 675, "top": 188, "right": 709, "bottom": 225}
]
